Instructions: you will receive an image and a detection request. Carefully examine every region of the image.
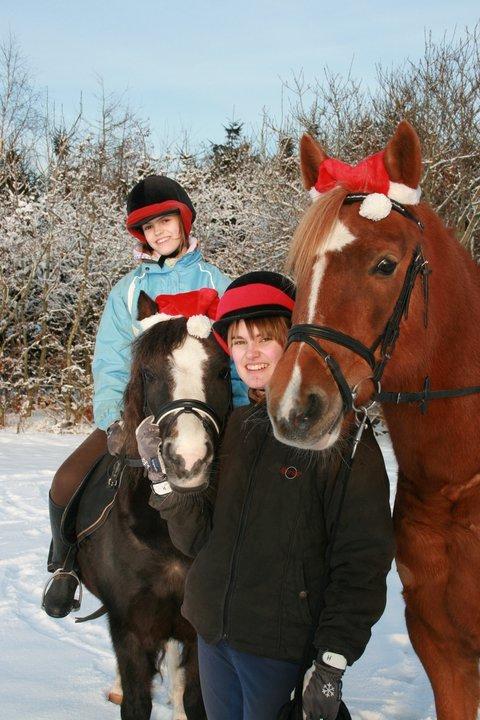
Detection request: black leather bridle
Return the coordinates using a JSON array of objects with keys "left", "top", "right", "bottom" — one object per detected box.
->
[
  {"left": 143, "top": 380, "right": 223, "bottom": 441},
  {"left": 287, "top": 193, "right": 480, "bottom": 418}
]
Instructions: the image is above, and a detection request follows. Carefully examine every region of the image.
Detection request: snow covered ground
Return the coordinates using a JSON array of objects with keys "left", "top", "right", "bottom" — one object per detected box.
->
[{"left": 0, "top": 428, "right": 435, "bottom": 719}]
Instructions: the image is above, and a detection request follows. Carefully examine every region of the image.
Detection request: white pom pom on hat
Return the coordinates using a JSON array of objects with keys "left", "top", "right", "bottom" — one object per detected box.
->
[
  {"left": 359, "top": 193, "right": 393, "bottom": 221},
  {"left": 187, "top": 315, "right": 212, "bottom": 339}
]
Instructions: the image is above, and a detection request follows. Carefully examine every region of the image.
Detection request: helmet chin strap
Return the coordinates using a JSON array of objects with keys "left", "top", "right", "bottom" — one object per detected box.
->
[{"left": 157, "top": 239, "right": 184, "bottom": 268}]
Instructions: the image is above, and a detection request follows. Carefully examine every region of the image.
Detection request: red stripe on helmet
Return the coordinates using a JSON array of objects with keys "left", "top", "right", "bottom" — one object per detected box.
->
[
  {"left": 126, "top": 201, "right": 193, "bottom": 241},
  {"left": 216, "top": 284, "right": 295, "bottom": 321},
  {"left": 212, "top": 329, "right": 230, "bottom": 355}
]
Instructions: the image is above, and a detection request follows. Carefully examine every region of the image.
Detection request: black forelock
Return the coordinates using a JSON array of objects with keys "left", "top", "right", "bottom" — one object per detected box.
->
[{"left": 133, "top": 317, "right": 189, "bottom": 363}]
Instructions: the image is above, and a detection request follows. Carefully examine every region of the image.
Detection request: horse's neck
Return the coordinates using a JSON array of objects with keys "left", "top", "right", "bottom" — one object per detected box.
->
[{"left": 383, "top": 233, "right": 480, "bottom": 492}]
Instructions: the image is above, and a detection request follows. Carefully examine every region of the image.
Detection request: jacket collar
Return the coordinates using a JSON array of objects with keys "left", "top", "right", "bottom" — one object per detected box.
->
[{"left": 140, "top": 247, "right": 203, "bottom": 274}]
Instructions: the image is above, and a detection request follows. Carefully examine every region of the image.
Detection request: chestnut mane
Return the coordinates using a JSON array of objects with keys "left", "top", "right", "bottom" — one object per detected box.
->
[{"left": 287, "top": 187, "right": 348, "bottom": 286}]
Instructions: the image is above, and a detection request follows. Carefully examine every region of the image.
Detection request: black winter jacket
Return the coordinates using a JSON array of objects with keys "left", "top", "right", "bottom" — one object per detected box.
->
[{"left": 158, "top": 403, "right": 395, "bottom": 664}]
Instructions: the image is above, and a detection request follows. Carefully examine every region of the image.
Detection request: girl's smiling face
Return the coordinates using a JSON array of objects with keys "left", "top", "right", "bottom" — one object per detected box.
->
[
  {"left": 230, "top": 320, "right": 285, "bottom": 389},
  {"left": 142, "top": 214, "right": 184, "bottom": 258}
]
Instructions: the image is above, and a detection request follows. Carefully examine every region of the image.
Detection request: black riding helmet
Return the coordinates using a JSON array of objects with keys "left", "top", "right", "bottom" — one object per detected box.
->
[
  {"left": 126, "top": 175, "right": 196, "bottom": 244},
  {"left": 213, "top": 271, "right": 296, "bottom": 354}
]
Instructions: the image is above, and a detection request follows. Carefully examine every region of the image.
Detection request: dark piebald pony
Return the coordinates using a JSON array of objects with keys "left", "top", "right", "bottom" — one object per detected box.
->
[
  {"left": 268, "top": 122, "right": 480, "bottom": 720},
  {"left": 77, "top": 291, "right": 231, "bottom": 720}
]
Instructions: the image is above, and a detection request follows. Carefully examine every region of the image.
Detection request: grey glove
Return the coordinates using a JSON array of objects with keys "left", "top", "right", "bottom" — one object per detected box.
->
[
  {"left": 135, "top": 416, "right": 170, "bottom": 492},
  {"left": 106, "top": 420, "right": 125, "bottom": 456},
  {"left": 302, "top": 660, "right": 344, "bottom": 720}
]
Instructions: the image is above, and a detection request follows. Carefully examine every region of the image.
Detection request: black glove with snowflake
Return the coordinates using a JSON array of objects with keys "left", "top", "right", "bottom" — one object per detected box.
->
[{"left": 302, "top": 659, "right": 344, "bottom": 720}]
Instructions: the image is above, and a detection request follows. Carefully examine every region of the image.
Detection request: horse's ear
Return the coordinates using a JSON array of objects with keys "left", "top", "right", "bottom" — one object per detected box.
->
[
  {"left": 137, "top": 291, "right": 158, "bottom": 320},
  {"left": 384, "top": 121, "right": 422, "bottom": 189},
  {"left": 300, "top": 134, "right": 328, "bottom": 189}
]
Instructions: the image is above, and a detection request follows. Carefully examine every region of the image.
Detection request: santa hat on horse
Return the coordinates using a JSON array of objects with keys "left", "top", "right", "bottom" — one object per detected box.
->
[{"left": 304, "top": 127, "right": 422, "bottom": 222}]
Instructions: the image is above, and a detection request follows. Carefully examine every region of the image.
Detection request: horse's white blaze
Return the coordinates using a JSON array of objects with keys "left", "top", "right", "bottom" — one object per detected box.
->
[
  {"left": 278, "top": 360, "right": 302, "bottom": 421},
  {"left": 322, "top": 219, "right": 357, "bottom": 254},
  {"left": 307, "top": 255, "right": 327, "bottom": 323},
  {"left": 171, "top": 336, "right": 209, "bottom": 470},
  {"left": 274, "top": 221, "right": 357, "bottom": 433},
  {"left": 307, "top": 220, "right": 357, "bottom": 323},
  {"left": 166, "top": 639, "right": 187, "bottom": 720}
]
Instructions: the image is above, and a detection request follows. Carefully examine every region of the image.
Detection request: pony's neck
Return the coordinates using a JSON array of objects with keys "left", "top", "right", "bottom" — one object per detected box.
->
[{"left": 382, "top": 215, "right": 480, "bottom": 491}]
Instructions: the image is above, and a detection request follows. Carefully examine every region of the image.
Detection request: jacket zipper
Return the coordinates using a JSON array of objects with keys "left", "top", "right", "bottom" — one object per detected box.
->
[{"left": 221, "top": 434, "right": 268, "bottom": 640}]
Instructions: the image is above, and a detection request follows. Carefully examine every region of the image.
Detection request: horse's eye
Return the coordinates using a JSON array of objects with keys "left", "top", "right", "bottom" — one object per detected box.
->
[
  {"left": 373, "top": 258, "right": 397, "bottom": 276},
  {"left": 142, "top": 368, "right": 156, "bottom": 382}
]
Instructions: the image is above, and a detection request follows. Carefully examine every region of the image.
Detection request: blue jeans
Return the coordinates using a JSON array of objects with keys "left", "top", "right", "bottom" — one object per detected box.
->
[{"left": 197, "top": 636, "right": 301, "bottom": 720}]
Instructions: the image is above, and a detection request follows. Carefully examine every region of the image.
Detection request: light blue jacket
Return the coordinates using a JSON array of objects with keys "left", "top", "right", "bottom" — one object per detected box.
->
[{"left": 92, "top": 249, "right": 248, "bottom": 430}]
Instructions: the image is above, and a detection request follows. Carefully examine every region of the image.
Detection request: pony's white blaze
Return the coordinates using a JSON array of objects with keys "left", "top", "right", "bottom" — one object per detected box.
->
[
  {"left": 171, "top": 335, "right": 209, "bottom": 471},
  {"left": 277, "top": 360, "right": 302, "bottom": 422}
]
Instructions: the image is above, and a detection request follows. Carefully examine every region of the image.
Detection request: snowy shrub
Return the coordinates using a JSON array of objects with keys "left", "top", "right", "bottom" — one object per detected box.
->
[{"left": 1, "top": 28, "right": 479, "bottom": 427}]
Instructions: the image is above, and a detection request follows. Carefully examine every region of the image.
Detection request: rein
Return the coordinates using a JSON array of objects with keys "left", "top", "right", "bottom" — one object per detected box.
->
[{"left": 288, "top": 192, "right": 480, "bottom": 420}]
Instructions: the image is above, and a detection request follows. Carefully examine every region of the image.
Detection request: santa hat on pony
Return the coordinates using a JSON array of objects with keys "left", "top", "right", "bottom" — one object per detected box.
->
[
  {"left": 301, "top": 121, "right": 423, "bottom": 221},
  {"left": 138, "top": 288, "right": 218, "bottom": 339}
]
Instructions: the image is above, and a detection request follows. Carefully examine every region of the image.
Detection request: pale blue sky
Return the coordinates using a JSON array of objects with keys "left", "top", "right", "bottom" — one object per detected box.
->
[{"left": 1, "top": 0, "right": 478, "bottom": 149}]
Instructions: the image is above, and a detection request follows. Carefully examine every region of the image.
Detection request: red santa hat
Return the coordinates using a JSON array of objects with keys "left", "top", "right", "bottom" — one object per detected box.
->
[
  {"left": 310, "top": 150, "right": 421, "bottom": 221},
  {"left": 139, "top": 288, "right": 219, "bottom": 339}
]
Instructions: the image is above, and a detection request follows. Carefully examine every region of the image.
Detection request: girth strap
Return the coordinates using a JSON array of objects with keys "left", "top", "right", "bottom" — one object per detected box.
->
[{"left": 124, "top": 457, "right": 144, "bottom": 468}]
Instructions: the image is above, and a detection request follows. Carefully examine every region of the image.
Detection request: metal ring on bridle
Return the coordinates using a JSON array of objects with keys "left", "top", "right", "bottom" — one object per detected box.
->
[{"left": 351, "top": 377, "right": 381, "bottom": 414}]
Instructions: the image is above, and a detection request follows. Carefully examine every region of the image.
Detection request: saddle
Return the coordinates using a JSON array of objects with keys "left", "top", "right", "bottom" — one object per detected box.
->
[{"left": 61, "top": 452, "right": 123, "bottom": 546}]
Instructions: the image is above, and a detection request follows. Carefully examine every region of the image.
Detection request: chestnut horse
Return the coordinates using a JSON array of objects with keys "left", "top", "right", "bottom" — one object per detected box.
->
[
  {"left": 267, "top": 122, "right": 480, "bottom": 720},
  {"left": 77, "top": 291, "right": 231, "bottom": 720}
]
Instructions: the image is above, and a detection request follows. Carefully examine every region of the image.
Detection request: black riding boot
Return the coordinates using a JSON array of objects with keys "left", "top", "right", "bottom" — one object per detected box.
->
[{"left": 42, "top": 494, "right": 81, "bottom": 618}]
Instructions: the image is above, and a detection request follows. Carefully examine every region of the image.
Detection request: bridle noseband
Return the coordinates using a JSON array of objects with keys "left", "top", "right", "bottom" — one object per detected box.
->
[
  {"left": 139, "top": 368, "right": 227, "bottom": 483},
  {"left": 149, "top": 396, "right": 223, "bottom": 439},
  {"left": 287, "top": 193, "right": 480, "bottom": 429}
]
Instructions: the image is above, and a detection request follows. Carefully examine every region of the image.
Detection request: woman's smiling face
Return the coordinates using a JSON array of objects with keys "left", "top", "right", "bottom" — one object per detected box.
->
[{"left": 230, "top": 320, "right": 285, "bottom": 389}]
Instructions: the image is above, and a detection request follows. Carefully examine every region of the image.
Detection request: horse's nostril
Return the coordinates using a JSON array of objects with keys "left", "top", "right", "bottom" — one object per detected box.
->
[
  {"left": 162, "top": 440, "right": 173, "bottom": 461},
  {"left": 289, "top": 393, "right": 324, "bottom": 431}
]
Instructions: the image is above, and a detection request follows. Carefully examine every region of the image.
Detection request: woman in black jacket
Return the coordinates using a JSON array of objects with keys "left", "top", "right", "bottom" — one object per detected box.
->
[{"left": 136, "top": 271, "right": 395, "bottom": 720}]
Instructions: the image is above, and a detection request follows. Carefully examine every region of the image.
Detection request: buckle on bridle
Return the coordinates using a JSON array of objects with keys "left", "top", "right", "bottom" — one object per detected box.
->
[{"left": 351, "top": 377, "right": 381, "bottom": 415}]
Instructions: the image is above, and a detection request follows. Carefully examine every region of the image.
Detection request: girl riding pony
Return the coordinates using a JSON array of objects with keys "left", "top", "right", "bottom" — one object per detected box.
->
[{"left": 43, "top": 175, "right": 246, "bottom": 618}]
